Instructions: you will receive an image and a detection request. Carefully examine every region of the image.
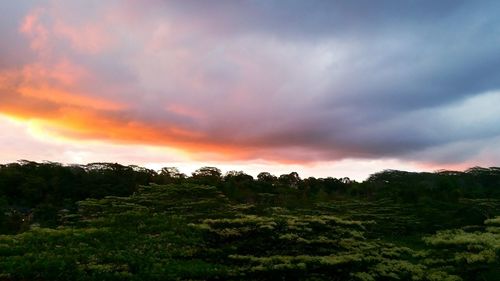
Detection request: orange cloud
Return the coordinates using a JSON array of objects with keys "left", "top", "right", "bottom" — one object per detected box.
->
[
  {"left": 0, "top": 7, "right": 263, "bottom": 160},
  {"left": 27, "top": 112, "right": 257, "bottom": 161},
  {"left": 1, "top": 62, "right": 337, "bottom": 164},
  {"left": 1, "top": 64, "right": 256, "bottom": 161},
  {"left": 18, "top": 85, "right": 124, "bottom": 111},
  {"left": 1, "top": 57, "right": 323, "bottom": 165}
]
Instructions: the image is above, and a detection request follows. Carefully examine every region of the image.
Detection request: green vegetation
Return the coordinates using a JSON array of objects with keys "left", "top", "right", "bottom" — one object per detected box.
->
[{"left": 0, "top": 161, "right": 500, "bottom": 280}]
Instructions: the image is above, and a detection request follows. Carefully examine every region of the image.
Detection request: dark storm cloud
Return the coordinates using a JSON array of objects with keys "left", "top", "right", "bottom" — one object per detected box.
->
[{"left": 163, "top": 0, "right": 468, "bottom": 39}]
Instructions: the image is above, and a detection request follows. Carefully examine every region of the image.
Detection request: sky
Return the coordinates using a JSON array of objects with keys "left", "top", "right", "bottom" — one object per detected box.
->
[{"left": 1, "top": 0, "right": 500, "bottom": 181}]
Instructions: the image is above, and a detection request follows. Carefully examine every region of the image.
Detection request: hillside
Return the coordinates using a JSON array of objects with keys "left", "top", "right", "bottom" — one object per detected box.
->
[{"left": 0, "top": 162, "right": 500, "bottom": 280}]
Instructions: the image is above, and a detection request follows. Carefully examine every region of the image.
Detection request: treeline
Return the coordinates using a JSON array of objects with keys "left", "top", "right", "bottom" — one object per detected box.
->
[{"left": 1, "top": 160, "right": 499, "bottom": 233}]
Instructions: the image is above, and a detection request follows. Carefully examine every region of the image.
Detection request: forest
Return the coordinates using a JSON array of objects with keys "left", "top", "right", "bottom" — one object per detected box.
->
[{"left": 0, "top": 160, "right": 499, "bottom": 280}]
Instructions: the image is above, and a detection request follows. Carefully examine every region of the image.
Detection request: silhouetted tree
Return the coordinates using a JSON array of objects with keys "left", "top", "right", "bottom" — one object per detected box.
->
[
  {"left": 157, "top": 167, "right": 186, "bottom": 184},
  {"left": 278, "top": 172, "right": 301, "bottom": 189},
  {"left": 191, "top": 167, "right": 222, "bottom": 186}
]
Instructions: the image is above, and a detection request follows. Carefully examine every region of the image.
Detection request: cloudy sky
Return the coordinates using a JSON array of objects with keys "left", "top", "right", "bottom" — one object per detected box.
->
[{"left": 1, "top": 0, "right": 499, "bottom": 180}]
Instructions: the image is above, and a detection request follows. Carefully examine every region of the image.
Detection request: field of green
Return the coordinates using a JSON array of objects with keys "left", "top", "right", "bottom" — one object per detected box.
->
[{"left": 0, "top": 162, "right": 499, "bottom": 280}]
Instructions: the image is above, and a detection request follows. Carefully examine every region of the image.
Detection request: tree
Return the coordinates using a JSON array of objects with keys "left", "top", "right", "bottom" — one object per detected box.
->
[
  {"left": 158, "top": 167, "right": 186, "bottom": 183},
  {"left": 278, "top": 172, "right": 301, "bottom": 189},
  {"left": 224, "top": 171, "right": 253, "bottom": 182},
  {"left": 191, "top": 167, "right": 222, "bottom": 186},
  {"left": 257, "top": 172, "right": 277, "bottom": 183}
]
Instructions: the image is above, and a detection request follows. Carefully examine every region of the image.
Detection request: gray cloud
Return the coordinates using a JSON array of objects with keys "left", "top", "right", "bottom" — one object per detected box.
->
[
  {"left": 0, "top": 1, "right": 37, "bottom": 68},
  {"left": 1, "top": 0, "right": 499, "bottom": 166}
]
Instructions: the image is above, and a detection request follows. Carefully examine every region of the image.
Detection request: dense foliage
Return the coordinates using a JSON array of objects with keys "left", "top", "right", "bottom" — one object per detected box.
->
[{"left": 1, "top": 161, "right": 500, "bottom": 280}]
